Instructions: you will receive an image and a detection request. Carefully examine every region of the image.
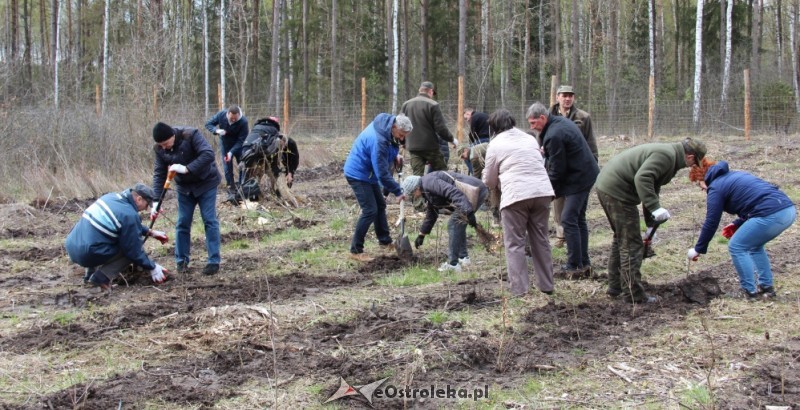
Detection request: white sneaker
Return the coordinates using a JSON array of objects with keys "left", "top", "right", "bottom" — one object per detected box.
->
[
  {"left": 458, "top": 257, "right": 471, "bottom": 267},
  {"left": 438, "top": 262, "right": 462, "bottom": 272}
]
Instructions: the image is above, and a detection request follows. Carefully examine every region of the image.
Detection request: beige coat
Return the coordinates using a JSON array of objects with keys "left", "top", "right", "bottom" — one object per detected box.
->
[{"left": 482, "top": 127, "right": 554, "bottom": 210}]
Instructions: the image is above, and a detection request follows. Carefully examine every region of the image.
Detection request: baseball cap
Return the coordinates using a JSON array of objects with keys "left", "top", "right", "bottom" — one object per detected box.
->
[{"left": 556, "top": 85, "right": 575, "bottom": 94}]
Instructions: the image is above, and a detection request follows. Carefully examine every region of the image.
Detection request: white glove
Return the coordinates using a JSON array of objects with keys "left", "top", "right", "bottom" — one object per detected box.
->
[
  {"left": 652, "top": 207, "right": 671, "bottom": 222},
  {"left": 687, "top": 248, "right": 700, "bottom": 261},
  {"left": 150, "top": 264, "right": 167, "bottom": 283},
  {"left": 224, "top": 152, "right": 232, "bottom": 162},
  {"left": 169, "top": 164, "right": 188, "bottom": 174},
  {"left": 215, "top": 128, "right": 226, "bottom": 136},
  {"left": 149, "top": 202, "right": 160, "bottom": 221}
]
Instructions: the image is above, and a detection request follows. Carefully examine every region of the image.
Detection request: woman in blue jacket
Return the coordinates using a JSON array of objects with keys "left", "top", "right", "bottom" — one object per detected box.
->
[
  {"left": 343, "top": 113, "right": 412, "bottom": 261},
  {"left": 687, "top": 160, "right": 796, "bottom": 298}
]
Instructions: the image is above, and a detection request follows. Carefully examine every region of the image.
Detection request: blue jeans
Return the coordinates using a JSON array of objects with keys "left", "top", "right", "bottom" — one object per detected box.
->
[
  {"left": 220, "top": 137, "right": 243, "bottom": 188},
  {"left": 447, "top": 187, "right": 489, "bottom": 265},
  {"left": 561, "top": 189, "right": 591, "bottom": 269},
  {"left": 176, "top": 188, "right": 221, "bottom": 265},
  {"left": 728, "top": 206, "right": 796, "bottom": 293},
  {"left": 347, "top": 177, "right": 392, "bottom": 253}
]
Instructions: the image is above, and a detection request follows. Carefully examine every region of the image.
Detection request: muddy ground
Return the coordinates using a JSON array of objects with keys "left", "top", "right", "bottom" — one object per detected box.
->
[{"left": 1, "top": 134, "right": 799, "bottom": 409}]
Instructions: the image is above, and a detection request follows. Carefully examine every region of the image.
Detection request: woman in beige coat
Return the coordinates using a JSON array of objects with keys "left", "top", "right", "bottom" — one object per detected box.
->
[{"left": 482, "top": 109, "right": 555, "bottom": 297}]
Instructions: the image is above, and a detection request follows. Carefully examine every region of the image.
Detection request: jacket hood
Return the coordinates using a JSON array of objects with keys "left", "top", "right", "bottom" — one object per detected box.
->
[
  {"left": 372, "top": 113, "right": 397, "bottom": 144},
  {"left": 705, "top": 160, "right": 729, "bottom": 185}
]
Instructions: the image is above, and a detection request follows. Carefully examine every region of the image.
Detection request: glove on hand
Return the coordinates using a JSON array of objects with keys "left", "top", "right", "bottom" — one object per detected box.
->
[
  {"left": 467, "top": 212, "right": 478, "bottom": 227},
  {"left": 150, "top": 264, "right": 167, "bottom": 284},
  {"left": 149, "top": 230, "right": 168, "bottom": 245},
  {"left": 149, "top": 202, "right": 160, "bottom": 222},
  {"left": 224, "top": 152, "right": 232, "bottom": 162},
  {"left": 721, "top": 223, "right": 738, "bottom": 239},
  {"left": 687, "top": 248, "right": 700, "bottom": 261},
  {"left": 215, "top": 128, "right": 226, "bottom": 136},
  {"left": 169, "top": 164, "right": 188, "bottom": 174},
  {"left": 652, "top": 207, "right": 671, "bottom": 222},
  {"left": 414, "top": 234, "right": 425, "bottom": 249}
]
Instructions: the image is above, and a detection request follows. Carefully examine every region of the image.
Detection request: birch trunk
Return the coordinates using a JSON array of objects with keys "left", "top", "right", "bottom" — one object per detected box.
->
[
  {"left": 101, "top": 0, "right": 108, "bottom": 114},
  {"left": 220, "top": 0, "right": 226, "bottom": 108},
  {"left": 791, "top": 0, "right": 800, "bottom": 112},
  {"left": 721, "top": 0, "right": 733, "bottom": 113},
  {"left": 692, "top": 0, "right": 704, "bottom": 129},
  {"left": 53, "top": 0, "right": 59, "bottom": 108},
  {"left": 203, "top": 0, "right": 209, "bottom": 116}
]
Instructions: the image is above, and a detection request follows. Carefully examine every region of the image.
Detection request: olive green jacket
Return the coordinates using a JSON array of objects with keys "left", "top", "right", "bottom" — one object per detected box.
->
[
  {"left": 595, "top": 142, "right": 687, "bottom": 211},
  {"left": 549, "top": 104, "right": 598, "bottom": 160},
  {"left": 401, "top": 93, "right": 455, "bottom": 152}
]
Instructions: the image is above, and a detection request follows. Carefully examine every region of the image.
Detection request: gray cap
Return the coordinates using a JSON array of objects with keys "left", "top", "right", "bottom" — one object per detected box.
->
[
  {"left": 420, "top": 81, "right": 435, "bottom": 90},
  {"left": 401, "top": 176, "right": 422, "bottom": 197},
  {"left": 131, "top": 183, "right": 156, "bottom": 205},
  {"left": 556, "top": 85, "right": 575, "bottom": 94}
]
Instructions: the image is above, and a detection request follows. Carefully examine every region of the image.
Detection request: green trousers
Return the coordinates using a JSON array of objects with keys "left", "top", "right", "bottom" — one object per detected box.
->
[{"left": 596, "top": 189, "right": 647, "bottom": 302}]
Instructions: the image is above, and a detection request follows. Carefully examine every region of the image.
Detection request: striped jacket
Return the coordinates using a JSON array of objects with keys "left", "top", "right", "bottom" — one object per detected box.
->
[{"left": 65, "top": 189, "right": 155, "bottom": 270}]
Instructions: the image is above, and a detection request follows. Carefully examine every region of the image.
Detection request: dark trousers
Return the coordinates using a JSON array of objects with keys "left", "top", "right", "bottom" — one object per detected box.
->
[
  {"left": 597, "top": 189, "right": 647, "bottom": 302},
  {"left": 347, "top": 177, "right": 392, "bottom": 254},
  {"left": 220, "top": 137, "right": 243, "bottom": 188},
  {"left": 561, "top": 189, "right": 591, "bottom": 269}
]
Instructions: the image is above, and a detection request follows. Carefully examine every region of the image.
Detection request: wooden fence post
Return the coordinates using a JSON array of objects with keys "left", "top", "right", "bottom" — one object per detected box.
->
[
  {"left": 549, "top": 75, "right": 557, "bottom": 107},
  {"left": 744, "top": 69, "right": 751, "bottom": 141},
  {"left": 95, "top": 85, "right": 101, "bottom": 116},
  {"left": 153, "top": 84, "right": 158, "bottom": 119},
  {"left": 361, "top": 77, "right": 367, "bottom": 131},
  {"left": 217, "top": 84, "right": 223, "bottom": 111}
]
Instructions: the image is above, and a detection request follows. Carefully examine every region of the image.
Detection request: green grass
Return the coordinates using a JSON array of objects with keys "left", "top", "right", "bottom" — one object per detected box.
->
[
  {"left": 291, "top": 246, "right": 336, "bottom": 267},
  {"left": 679, "top": 384, "right": 712, "bottom": 407},
  {"left": 52, "top": 312, "right": 78, "bottom": 326},
  {"left": 261, "top": 227, "right": 305, "bottom": 243},
  {"left": 377, "top": 266, "right": 443, "bottom": 287},
  {"left": 327, "top": 216, "right": 348, "bottom": 232},
  {"left": 426, "top": 311, "right": 448, "bottom": 325}
]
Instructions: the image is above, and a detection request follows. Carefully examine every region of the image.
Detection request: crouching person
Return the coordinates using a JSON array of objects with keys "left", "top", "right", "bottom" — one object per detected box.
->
[
  {"left": 402, "top": 171, "right": 488, "bottom": 272},
  {"left": 238, "top": 116, "right": 299, "bottom": 201},
  {"left": 65, "top": 184, "right": 169, "bottom": 290}
]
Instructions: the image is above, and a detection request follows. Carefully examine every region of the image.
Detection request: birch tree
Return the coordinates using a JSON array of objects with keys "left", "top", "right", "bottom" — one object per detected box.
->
[
  {"left": 392, "top": 0, "right": 399, "bottom": 113},
  {"left": 220, "top": 0, "right": 226, "bottom": 108},
  {"left": 791, "top": 0, "right": 800, "bottom": 112},
  {"left": 329, "top": 0, "right": 336, "bottom": 110},
  {"left": 269, "top": 0, "right": 283, "bottom": 112},
  {"left": 721, "top": 0, "right": 733, "bottom": 113},
  {"left": 53, "top": 0, "right": 59, "bottom": 108},
  {"left": 692, "top": 0, "right": 704, "bottom": 129},
  {"left": 203, "top": 0, "right": 209, "bottom": 116},
  {"left": 101, "top": 0, "right": 109, "bottom": 114}
]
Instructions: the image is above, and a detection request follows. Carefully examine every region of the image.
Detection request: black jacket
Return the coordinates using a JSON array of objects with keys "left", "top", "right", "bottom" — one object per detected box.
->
[
  {"left": 419, "top": 171, "right": 487, "bottom": 235},
  {"left": 153, "top": 126, "right": 221, "bottom": 197},
  {"left": 541, "top": 115, "right": 599, "bottom": 197}
]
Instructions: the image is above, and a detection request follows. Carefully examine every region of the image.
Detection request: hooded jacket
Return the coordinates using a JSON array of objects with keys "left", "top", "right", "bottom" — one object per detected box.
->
[
  {"left": 694, "top": 161, "right": 795, "bottom": 253},
  {"left": 595, "top": 142, "right": 688, "bottom": 211},
  {"left": 153, "top": 126, "right": 221, "bottom": 198},
  {"left": 65, "top": 189, "right": 155, "bottom": 270},
  {"left": 540, "top": 115, "right": 599, "bottom": 197},
  {"left": 343, "top": 113, "right": 403, "bottom": 197},
  {"left": 418, "top": 171, "right": 488, "bottom": 235},
  {"left": 468, "top": 112, "right": 491, "bottom": 144}
]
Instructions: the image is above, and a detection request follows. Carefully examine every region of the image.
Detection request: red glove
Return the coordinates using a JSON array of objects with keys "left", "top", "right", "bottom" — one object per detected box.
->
[
  {"left": 721, "top": 223, "right": 738, "bottom": 239},
  {"left": 149, "top": 230, "right": 169, "bottom": 245}
]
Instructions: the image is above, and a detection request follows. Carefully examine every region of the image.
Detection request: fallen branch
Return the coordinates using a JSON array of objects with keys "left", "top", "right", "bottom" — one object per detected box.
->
[{"left": 608, "top": 365, "right": 633, "bottom": 383}]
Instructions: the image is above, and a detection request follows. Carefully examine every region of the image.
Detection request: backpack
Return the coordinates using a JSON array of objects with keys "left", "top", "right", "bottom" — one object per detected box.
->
[
  {"left": 239, "top": 178, "right": 262, "bottom": 201},
  {"left": 241, "top": 117, "right": 283, "bottom": 168}
]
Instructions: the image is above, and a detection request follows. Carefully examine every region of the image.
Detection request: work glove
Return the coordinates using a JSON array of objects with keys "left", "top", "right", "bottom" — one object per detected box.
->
[
  {"left": 687, "top": 248, "right": 700, "bottom": 261},
  {"left": 150, "top": 264, "right": 168, "bottom": 284},
  {"left": 466, "top": 212, "right": 478, "bottom": 227},
  {"left": 652, "top": 207, "right": 671, "bottom": 222},
  {"left": 721, "top": 223, "right": 738, "bottom": 239},
  {"left": 149, "top": 230, "right": 169, "bottom": 245},
  {"left": 169, "top": 164, "right": 188, "bottom": 174},
  {"left": 149, "top": 202, "right": 160, "bottom": 222},
  {"left": 215, "top": 128, "right": 226, "bottom": 136},
  {"left": 414, "top": 234, "right": 425, "bottom": 249},
  {"left": 224, "top": 152, "right": 233, "bottom": 162}
]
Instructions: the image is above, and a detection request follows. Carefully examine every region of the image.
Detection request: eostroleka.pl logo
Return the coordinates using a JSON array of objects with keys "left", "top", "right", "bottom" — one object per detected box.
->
[{"left": 324, "top": 377, "right": 489, "bottom": 405}]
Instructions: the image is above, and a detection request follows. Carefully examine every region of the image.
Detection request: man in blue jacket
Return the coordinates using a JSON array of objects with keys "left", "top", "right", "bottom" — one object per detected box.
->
[
  {"left": 65, "top": 184, "right": 169, "bottom": 290},
  {"left": 205, "top": 105, "right": 249, "bottom": 199},
  {"left": 343, "top": 113, "right": 411, "bottom": 261},
  {"left": 152, "top": 122, "right": 222, "bottom": 275}
]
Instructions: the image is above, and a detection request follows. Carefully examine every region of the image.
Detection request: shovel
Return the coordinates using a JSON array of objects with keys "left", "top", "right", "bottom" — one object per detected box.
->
[{"left": 396, "top": 199, "right": 414, "bottom": 258}]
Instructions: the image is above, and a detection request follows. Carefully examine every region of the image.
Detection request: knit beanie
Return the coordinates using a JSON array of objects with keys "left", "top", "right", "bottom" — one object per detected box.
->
[
  {"left": 152, "top": 122, "right": 175, "bottom": 142},
  {"left": 401, "top": 176, "right": 422, "bottom": 197}
]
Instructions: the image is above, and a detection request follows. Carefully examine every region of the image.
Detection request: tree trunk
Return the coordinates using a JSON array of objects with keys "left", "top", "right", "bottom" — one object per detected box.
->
[
  {"left": 329, "top": 0, "right": 336, "bottom": 113},
  {"left": 458, "top": 0, "right": 465, "bottom": 76},
  {"left": 776, "top": 0, "right": 784, "bottom": 76},
  {"left": 522, "top": 3, "right": 529, "bottom": 102},
  {"left": 203, "top": 0, "right": 209, "bottom": 116},
  {"left": 751, "top": 0, "right": 762, "bottom": 77},
  {"left": 392, "top": 0, "right": 399, "bottom": 113},
  {"left": 40, "top": 0, "right": 49, "bottom": 64},
  {"left": 538, "top": 0, "right": 545, "bottom": 102},
  {"left": 420, "top": 0, "right": 428, "bottom": 80},
  {"left": 401, "top": 0, "right": 409, "bottom": 99},
  {"left": 53, "top": 0, "right": 59, "bottom": 108},
  {"left": 11, "top": 0, "right": 18, "bottom": 61},
  {"left": 480, "top": 0, "right": 489, "bottom": 107},
  {"left": 269, "top": 0, "right": 282, "bottom": 112},
  {"left": 692, "top": 0, "right": 704, "bottom": 130},
  {"left": 302, "top": 0, "right": 308, "bottom": 109},
  {"left": 721, "top": 0, "right": 733, "bottom": 113},
  {"left": 791, "top": 0, "right": 800, "bottom": 112},
  {"left": 220, "top": 0, "right": 226, "bottom": 108},
  {"left": 570, "top": 0, "right": 579, "bottom": 87},
  {"left": 648, "top": 0, "right": 655, "bottom": 78},
  {"left": 252, "top": 0, "right": 261, "bottom": 104},
  {"left": 553, "top": 0, "right": 561, "bottom": 83},
  {"left": 102, "top": 0, "right": 109, "bottom": 114}
]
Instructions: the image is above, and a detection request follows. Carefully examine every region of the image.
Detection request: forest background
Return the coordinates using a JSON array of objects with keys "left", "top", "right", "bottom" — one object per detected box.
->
[{"left": 0, "top": 0, "right": 798, "bottom": 200}]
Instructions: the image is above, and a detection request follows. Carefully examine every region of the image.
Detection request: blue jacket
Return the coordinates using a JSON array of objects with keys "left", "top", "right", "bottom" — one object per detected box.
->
[
  {"left": 65, "top": 189, "right": 155, "bottom": 270},
  {"left": 153, "top": 126, "right": 221, "bottom": 197},
  {"left": 204, "top": 110, "right": 250, "bottom": 155},
  {"left": 343, "top": 113, "right": 402, "bottom": 196},
  {"left": 694, "top": 161, "right": 794, "bottom": 253}
]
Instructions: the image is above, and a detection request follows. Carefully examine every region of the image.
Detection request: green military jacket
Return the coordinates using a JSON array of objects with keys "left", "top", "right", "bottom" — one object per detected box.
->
[
  {"left": 595, "top": 142, "right": 687, "bottom": 211},
  {"left": 549, "top": 103, "right": 598, "bottom": 160}
]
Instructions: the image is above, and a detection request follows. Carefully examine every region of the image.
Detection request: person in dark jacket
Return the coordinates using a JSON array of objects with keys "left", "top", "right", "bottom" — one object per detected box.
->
[
  {"left": 687, "top": 160, "right": 796, "bottom": 299},
  {"left": 238, "top": 117, "right": 300, "bottom": 200},
  {"left": 401, "top": 171, "right": 488, "bottom": 272},
  {"left": 204, "top": 105, "right": 249, "bottom": 196},
  {"left": 65, "top": 184, "right": 169, "bottom": 290},
  {"left": 462, "top": 108, "right": 491, "bottom": 176},
  {"left": 401, "top": 81, "right": 456, "bottom": 176},
  {"left": 344, "top": 113, "right": 411, "bottom": 262},
  {"left": 151, "top": 122, "right": 222, "bottom": 276},
  {"left": 594, "top": 138, "right": 706, "bottom": 304},
  {"left": 548, "top": 85, "right": 599, "bottom": 248},
  {"left": 527, "top": 102, "right": 599, "bottom": 277}
]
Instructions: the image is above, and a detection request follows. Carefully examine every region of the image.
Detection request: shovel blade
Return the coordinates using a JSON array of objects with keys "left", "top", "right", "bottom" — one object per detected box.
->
[{"left": 396, "top": 218, "right": 413, "bottom": 258}]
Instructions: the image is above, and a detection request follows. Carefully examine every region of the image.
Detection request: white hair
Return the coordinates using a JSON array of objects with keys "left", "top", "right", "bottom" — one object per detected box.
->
[{"left": 395, "top": 114, "right": 413, "bottom": 132}]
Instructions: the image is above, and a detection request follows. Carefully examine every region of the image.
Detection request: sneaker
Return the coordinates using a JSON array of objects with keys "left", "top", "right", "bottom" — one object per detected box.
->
[
  {"left": 89, "top": 271, "right": 111, "bottom": 291},
  {"left": 758, "top": 285, "right": 777, "bottom": 298},
  {"left": 83, "top": 267, "right": 96, "bottom": 284},
  {"left": 202, "top": 263, "right": 220, "bottom": 276},
  {"left": 348, "top": 253, "right": 374, "bottom": 262},
  {"left": 378, "top": 241, "right": 394, "bottom": 251},
  {"left": 176, "top": 261, "right": 189, "bottom": 274},
  {"left": 438, "top": 262, "right": 462, "bottom": 272},
  {"left": 631, "top": 295, "right": 659, "bottom": 304},
  {"left": 458, "top": 256, "right": 471, "bottom": 267}
]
